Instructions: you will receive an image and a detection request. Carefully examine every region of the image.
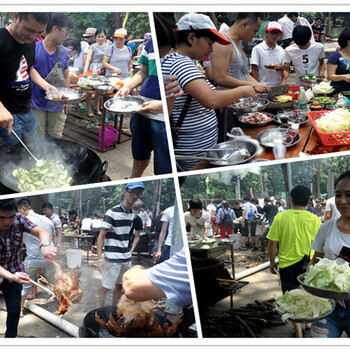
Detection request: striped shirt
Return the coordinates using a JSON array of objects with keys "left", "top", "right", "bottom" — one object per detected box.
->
[
  {"left": 0, "top": 213, "right": 36, "bottom": 283},
  {"left": 161, "top": 53, "right": 218, "bottom": 171},
  {"left": 101, "top": 204, "right": 134, "bottom": 263},
  {"left": 253, "top": 213, "right": 270, "bottom": 229}
]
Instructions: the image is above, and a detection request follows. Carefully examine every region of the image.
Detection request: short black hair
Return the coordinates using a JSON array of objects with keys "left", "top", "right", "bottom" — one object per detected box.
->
[
  {"left": 69, "top": 210, "right": 77, "bottom": 216},
  {"left": 0, "top": 199, "right": 18, "bottom": 212},
  {"left": 290, "top": 185, "right": 311, "bottom": 206},
  {"left": 243, "top": 196, "right": 250, "bottom": 202},
  {"left": 335, "top": 170, "right": 350, "bottom": 187},
  {"left": 63, "top": 38, "right": 81, "bottom": 54},
  {"left": 217, "top": 15, "right": 225, "bottom": 23},
  {"left": 189, "top": 198, "right": 203, "bottom": 210},
  {"left": 338, "top": 28, "right": 350, "bottom": 49},
  {"left": 315, "top": 17, "right": 322, "bottom": 21},
  {"left": 264, "top": 197, "right": 271, "bottom": 203},
  {"left": 17, "top": 198, "right": 32, "bottom": 209},
  {"left": 45, "top": 13, "right": 74, "bottom": 34},
  {"left": 252, "top": 198, "right": 259, "bottom": 205},
  {"left": 235, "top": 13, "right": 264, "bottom": 23},
  {"left": 42, "top": 202, "right": 53, "bottom": 210},
  {"left": 234, "top": 200, "right": 241, "bottom": 206},
  {"left": 18, "top": 12, "right": 51, "bottom": 25},
  {"left": 292, "top": 25, "right": 312, "bottom": 46},
  {"left": 287, "top": 12, "right": 299, "bottom": 19},
  {"left": 175, "top": 29, "right": 218, "bottom": 47}
]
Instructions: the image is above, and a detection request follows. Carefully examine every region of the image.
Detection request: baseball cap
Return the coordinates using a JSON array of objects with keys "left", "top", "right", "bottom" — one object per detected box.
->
[
  {"left": 266, "top": 21, "right": 283, "bottom": 33},
  {"left": 175, "top": 13, "right": 230, "bottom": 46},
  {"left": 143, "top": 32, "right": 152, "bottom": 40},
  {"left": 113, "top": 28, "right": 127, "bottom": 38},
  {"left": 83, "top": 27, "right": 97, "bottom": 37},
  {"left": 124, "top": 181, "right": 145, "bottom": 191}
]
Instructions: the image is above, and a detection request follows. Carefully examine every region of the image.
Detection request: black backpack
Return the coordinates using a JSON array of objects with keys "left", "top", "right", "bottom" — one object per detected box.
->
[{"left": 221, "top": 209, "right": 233, "bottom": 226}]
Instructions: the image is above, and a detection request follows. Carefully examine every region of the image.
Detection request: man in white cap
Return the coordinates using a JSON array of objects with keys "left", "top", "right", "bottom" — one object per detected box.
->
[
  {"left": 251, "top": 21, "right": 288, "bottom": 87},
  {"left": 73, "top": 27, "right": 96, "bottom": 70}
]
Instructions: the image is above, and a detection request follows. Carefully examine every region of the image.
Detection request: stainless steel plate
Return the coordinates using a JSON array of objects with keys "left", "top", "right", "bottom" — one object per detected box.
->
[
  {"left": 238, "top": 112, "right": 274, "bottom": 127},
  {"left": 46, "top": 88, "right": 84, "bottom": 104},
  {"left": 230, "top": 97, "right": 270, "bottom": 114},
  {"left": 104, "top": 96, "right": 144, "bottom": 113},
  {"left": 298, "top": 273, "right": 350, "bottom": 301},
  {"left": 256, "top": 128, "right": 301, "bottom": 149}
]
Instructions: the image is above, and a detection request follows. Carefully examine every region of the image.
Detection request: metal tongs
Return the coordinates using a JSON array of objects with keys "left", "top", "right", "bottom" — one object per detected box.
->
[
  {"left": 28, "top": 279, "right": 56, "bottom": 298},
  {"left": 12, "top": 130, "right": 43, "bottom": 166}
]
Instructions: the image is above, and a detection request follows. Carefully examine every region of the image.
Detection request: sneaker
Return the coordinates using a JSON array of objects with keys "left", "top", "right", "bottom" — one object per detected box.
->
[
  {"left": 252, "top": 247, "right": 259, "bottom": 251},
  {"left": 240, "top": 246, "right": 247, "bottom": 251}
]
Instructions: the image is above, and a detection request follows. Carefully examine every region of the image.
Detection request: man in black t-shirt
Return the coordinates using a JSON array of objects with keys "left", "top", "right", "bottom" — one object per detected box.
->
[
  {"left": 263, "top": 197, "right": 278, "bottom": 226},
  {"left": 0, "top": 12, "right": 53, "bottom": 148},
  {"left": 311, "top": 17, "right": 325, "bottom": 44}
]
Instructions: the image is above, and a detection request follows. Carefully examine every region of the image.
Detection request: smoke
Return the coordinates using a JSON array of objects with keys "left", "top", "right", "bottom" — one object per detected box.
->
[{"left": 208, "top": 166, "right": 261, "bottom": 185}]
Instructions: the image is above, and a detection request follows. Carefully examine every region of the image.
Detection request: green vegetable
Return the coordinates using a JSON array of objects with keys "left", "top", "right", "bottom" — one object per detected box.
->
[
  {"left": 304, "top": 258, "right": 350, "bottom": 292},
  {"left": 200, "top": 244, "right": 211, "bottom": 249},
  {"left": 301, "top": 74, "right": 318, "bottom": 82},
  {"left": 13, "top": 160, "right": 72, "bottom": 192},
  {"left": 312, "top": 97, "right": 336, "bottom": 104},
  {"left": 274, "top": 289, "right": 333, "bottom": 322}
]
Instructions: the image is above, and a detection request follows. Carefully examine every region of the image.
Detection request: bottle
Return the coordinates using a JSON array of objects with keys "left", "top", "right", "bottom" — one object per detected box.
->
[
  {"left": 92, "top": 69, "right": 98, "bottom": 79},
  {"left": 298, "top": 87, "right": 308, "bottom": 110}
]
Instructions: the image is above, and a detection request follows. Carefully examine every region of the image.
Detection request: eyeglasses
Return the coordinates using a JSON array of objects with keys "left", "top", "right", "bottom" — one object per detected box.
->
[
  {"left": 126, "top": 190, "right": 144, "bottom": 198},
  {"left": 57, "top": 26, "right": 70, "bottom": 35}
]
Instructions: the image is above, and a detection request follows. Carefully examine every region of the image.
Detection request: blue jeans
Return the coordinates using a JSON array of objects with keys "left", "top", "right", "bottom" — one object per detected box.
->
[
  {"left": 0, "top": 279, "right": 23, "bottom": 337},
  {"left": 130, "top": 113, "right": 172, "bottom": 175},
  {"left": 0, "top": 110, "right": 38, "bottom": 148},
  {"left": 158, "top": 244, "right": 170, "bottom": 264},
  {"left": 311, "top": 304, "right": 350, "bottom": 338}
]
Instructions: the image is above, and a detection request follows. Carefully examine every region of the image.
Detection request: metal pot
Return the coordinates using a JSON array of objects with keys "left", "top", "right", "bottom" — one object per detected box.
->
[
  {"left": 0, "top": 139, "right": 108, "bottom": 194},
  {"left": 95, "top": 84, "right": 115, "bottom": 96},
  {"left": 80, "top": 305, "right": 180, "bottom": 338}
]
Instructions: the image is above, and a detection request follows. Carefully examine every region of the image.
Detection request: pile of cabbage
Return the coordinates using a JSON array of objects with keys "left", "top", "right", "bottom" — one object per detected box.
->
[
  {"left": 274, "top": 289, "right": 333, "bottom": 322},
  {"left": 12, "top": 160, "right": 72, "bottom": 192},
  {"left": 304, "top": 258, "right": 350, "bottom": 292},
  {"left": 315, "top": 108, "right": 350, "bottom": 133},
  {"left": 312, "top": 82, "right": 334, "bottom": 95}
]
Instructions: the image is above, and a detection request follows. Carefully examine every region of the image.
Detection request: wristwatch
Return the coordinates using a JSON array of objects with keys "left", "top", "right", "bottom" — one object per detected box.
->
[{"left": 39, "top": 242, "right": 50, "bottom": 249}]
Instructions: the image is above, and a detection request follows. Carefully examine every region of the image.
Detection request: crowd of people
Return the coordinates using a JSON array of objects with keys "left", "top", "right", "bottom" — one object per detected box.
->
[{"left": 154, "top": 12, "right": 350, "bottom": 171}]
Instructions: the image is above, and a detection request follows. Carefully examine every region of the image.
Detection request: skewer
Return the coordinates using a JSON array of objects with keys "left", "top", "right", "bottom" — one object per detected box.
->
[
  {"left": 28, "top": 279, "right": 56, "bottom": 298},
  {"left": 49, "top": 259, "right": 61, "bottom": 268}
]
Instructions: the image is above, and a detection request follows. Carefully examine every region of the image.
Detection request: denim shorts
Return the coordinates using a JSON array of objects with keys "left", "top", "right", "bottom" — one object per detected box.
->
[
  {"left": 0, "top": 110, "right": 38, "bottom": 148},
  {"left": 130, "top": 113, "right": 172, "bottom": 175},
  {"left": 153, "top": 238, "right": 159, "bottom": 252},
  {"left": 311, "top": 304, "right": 350, "bottom": 338}
]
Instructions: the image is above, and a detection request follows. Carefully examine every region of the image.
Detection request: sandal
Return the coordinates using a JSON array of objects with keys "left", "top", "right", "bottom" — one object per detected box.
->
[
  {"left": 96, "top": 111, "right": 102, "bottom": 116},
  {"left": 87, "top": 112, "right": 95, "bottom": 117}
]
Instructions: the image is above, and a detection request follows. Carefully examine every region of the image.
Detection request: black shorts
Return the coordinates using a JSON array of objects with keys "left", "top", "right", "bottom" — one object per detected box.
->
[
  {"left": 241, "top": 219, "right": 257, "bottom": 236},
  {"left": 279, "top": 257, "right": 306, "bottom": 293}
]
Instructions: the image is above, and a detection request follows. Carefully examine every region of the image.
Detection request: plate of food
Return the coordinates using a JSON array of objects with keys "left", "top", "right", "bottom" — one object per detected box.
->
[
  {"left": 238, "top": 112, "right": 274, "bottom": 126},
  {"left": 297, "top": 258, "right": 350, "bottom": 300},
  {"left": 300, "top": 74, "right": 322, "bottom": 83},
  {"left": 256, "top": 128, "right": 301, "bottom": 148},
  {"left": 230, "top": 97, "right": 270, "bottom": 113},
  {"left": 312, "top": 82, "right": 334, "bottom": 95},
  {"left": 311, "top": 97, "right": 336, "bottom": 104},
  {"left": 46, "top": 88, "right": 84, "bottom": 104},
  {"left": 274, "top": 289, "right": 336, "bottom": 323},
  {"left": 264, "top": 63, "right": 286, "bottom": 71}
]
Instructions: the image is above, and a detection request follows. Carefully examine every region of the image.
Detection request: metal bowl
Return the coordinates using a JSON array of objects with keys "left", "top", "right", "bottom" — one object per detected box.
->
[
  {"left": 46, "top": 88, "right": 85, "bottom": 104},
  {"left": 275, "top": 299, "right": 336, "bottom": 323},
  {"left": 273, "top": 112, "right": 309, "bottom": 126},
  {"left": 298, "top": 273, "right": 350, "bottom": 301},
  {"left": 256, "top": 128, "right": 301, "bottom": 149},
  {"left": 230, "top": 97, "right": 270, "bottom": 114},
  {"left": 104, "top": 96, "right": 144, "bottom": 114},
  {"left": 238, "top": 112, "right": 274, "bottom": 127},
  {"left": 95, "top": 84, "right": 115, "bottom": 95},
  {"left": 206, "top": 140, "right": 258, "bottom": 166}
]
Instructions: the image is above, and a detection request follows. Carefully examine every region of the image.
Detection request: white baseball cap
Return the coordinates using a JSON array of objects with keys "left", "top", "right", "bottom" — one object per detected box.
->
[
  {"left": 113, "top": 28, "right": 127, "bottom": 38},
  {"left": 175, "top": 13, "right": 230, "bottom": 45},
  {"left": 266, "top": 21, "right": 283, "bottom": 33}
]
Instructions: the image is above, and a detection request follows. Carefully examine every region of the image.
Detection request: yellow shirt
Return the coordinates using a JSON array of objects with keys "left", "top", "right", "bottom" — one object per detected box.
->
[{"left": 266, "top": 209, "right": 321, "bottom": 269}]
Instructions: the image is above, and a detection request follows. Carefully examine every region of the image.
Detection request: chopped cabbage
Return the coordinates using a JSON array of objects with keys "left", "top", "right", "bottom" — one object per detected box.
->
[
  {"left": 312, "top": 82, "right": 334, "bottom": 95},
  {"left": 315, "top": 108, "right": 350, "bottom": 132},
  {"left": 274, "top": 289, "right": 333, "bottom": 322},
  {"left": 304, "top": 258, "right": 350, "bottom": 292}
]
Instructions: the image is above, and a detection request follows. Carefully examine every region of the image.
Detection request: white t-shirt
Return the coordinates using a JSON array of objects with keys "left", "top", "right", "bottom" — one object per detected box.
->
[
  {"left": 206, "top": 203, "right": 216, "bottom": 218},
  {"left": 278, "top": 16, "right": 294, "bottom": 40},
  {"left": 73, "top": 40, "right": 90, "bottom": 69},
  {"left": 251, "top": 41, "right": 285, "bottom": 87},
  {"left": 242, "top": 202, "right": 257, "bottom": 220},
  {"left": 184, "top": 210, "right": 211, "bottom": 236},
  {"left": 139, "top": 211, "right": 149, "bottom": 226},
  {"left": 311, "top": 219, "right": 350, "bottom": 260},
  {"left": 81, "top": 217, "right": 93, "bottom": 231},
  {"left": 92, "top": 218, "right": 102, "bottom": 229},
  {"left": 162, "top": 206, "right": 175, "bottom": 246},
  {"left": 219, "top": 23, "right": 229, "bottom": 33},
  {"left": 325, "top": 197, "right": 341, "bottom": 221},
  {"left": 284, "top": 42, "right": 325, "bottom": 85}
]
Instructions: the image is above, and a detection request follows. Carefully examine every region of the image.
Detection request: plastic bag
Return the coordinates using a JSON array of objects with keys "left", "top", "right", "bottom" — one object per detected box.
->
[{"left": 99, "top": 124, "right": 119, "bottom": 149}]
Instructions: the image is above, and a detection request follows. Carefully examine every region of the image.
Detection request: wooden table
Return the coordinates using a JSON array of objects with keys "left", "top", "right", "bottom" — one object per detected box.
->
[
  {"left": 190, "top": 120, "right": 350, "bottom": 171},
  {"left": 62, "top": 234, "right": 95, "bottom": 264}
]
